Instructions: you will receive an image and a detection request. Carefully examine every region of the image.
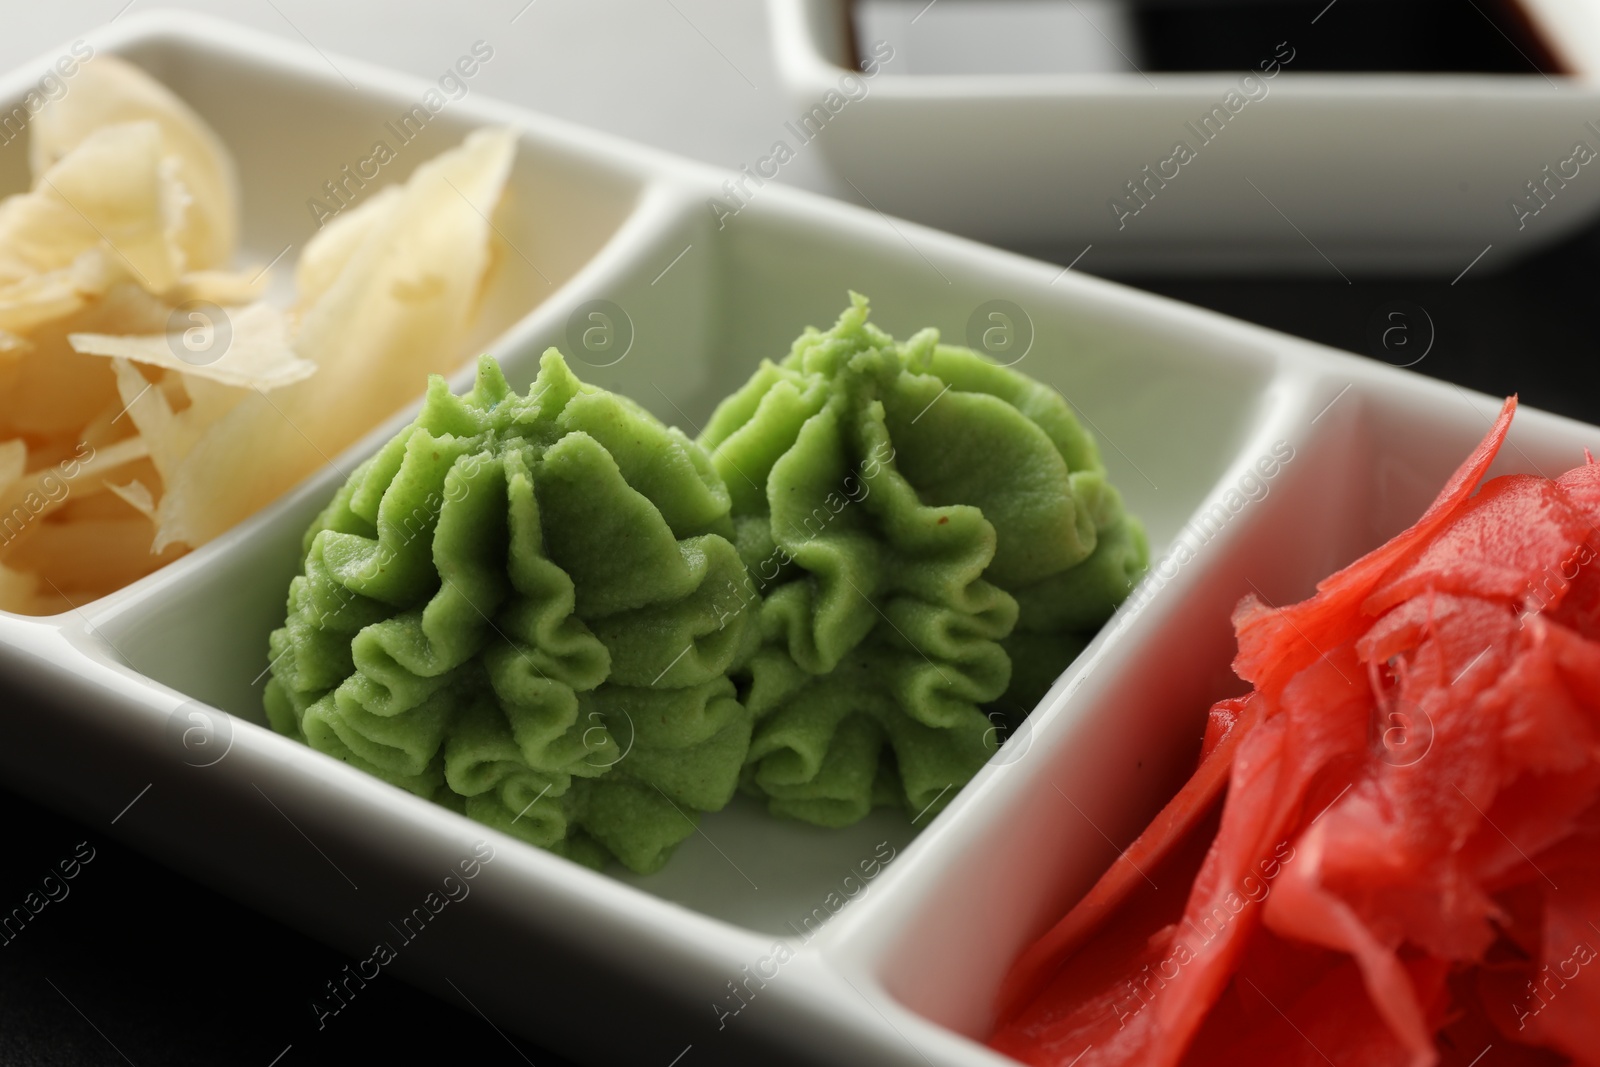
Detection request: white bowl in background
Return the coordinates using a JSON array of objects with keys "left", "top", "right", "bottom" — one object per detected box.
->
[
  {"left": 769, "top": 0, "right": 1600, "bottom": 276},
  {"left": 2, "top": 11, "right": 1599, "bottom": 1067}
]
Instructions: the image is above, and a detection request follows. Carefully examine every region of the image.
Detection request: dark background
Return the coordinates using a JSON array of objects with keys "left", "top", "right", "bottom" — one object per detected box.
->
[{"left": 0, "top": 788, "right": 566, "bottom": 1066}]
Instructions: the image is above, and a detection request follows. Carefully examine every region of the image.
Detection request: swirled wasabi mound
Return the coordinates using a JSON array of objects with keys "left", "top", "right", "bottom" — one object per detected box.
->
[
  {"left": 264, "top": 352, "right": 757, "bottom": 873},
  {"left": 701, "top": 294, "right": 1147, "bottom": 828}
]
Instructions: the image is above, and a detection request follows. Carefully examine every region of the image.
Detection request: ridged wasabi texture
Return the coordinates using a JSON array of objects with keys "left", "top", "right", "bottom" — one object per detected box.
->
[
  {"left": 700, "top": 294, "right": 1148, "bottom": 828},
  {"left": 264, "top": 352, "right": 757, "bottom": 873}
]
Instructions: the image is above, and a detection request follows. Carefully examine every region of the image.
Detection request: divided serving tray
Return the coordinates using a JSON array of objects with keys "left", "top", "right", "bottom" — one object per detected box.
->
[{"left": 1, "top": 12, "right": 1596, "bottom": 1066}]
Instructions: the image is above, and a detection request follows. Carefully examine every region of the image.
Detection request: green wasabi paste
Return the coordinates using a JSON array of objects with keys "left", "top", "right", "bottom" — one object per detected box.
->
[
  {"left": 264, "top": 295, "right": 1146, "bottom": 872},
  {"left": 265, "top": 351, "right": 757, "bottom": 873},
  {"left": 700, "top": 294, "right": 1147, "bottom": 828}
]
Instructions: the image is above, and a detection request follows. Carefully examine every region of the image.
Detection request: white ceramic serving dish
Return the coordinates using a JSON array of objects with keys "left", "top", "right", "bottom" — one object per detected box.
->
[
  {"left": 3, "top": 11, "right": 1598, "bottom": 1067},
  {"left": 769, "top": 0, "right": 1600, "bottom": 276}
]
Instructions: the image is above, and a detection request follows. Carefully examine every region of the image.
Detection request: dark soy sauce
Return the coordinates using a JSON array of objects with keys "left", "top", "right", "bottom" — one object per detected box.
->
[{"left": 851, "top": 0, "right": 1563, "bottom": 77}]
